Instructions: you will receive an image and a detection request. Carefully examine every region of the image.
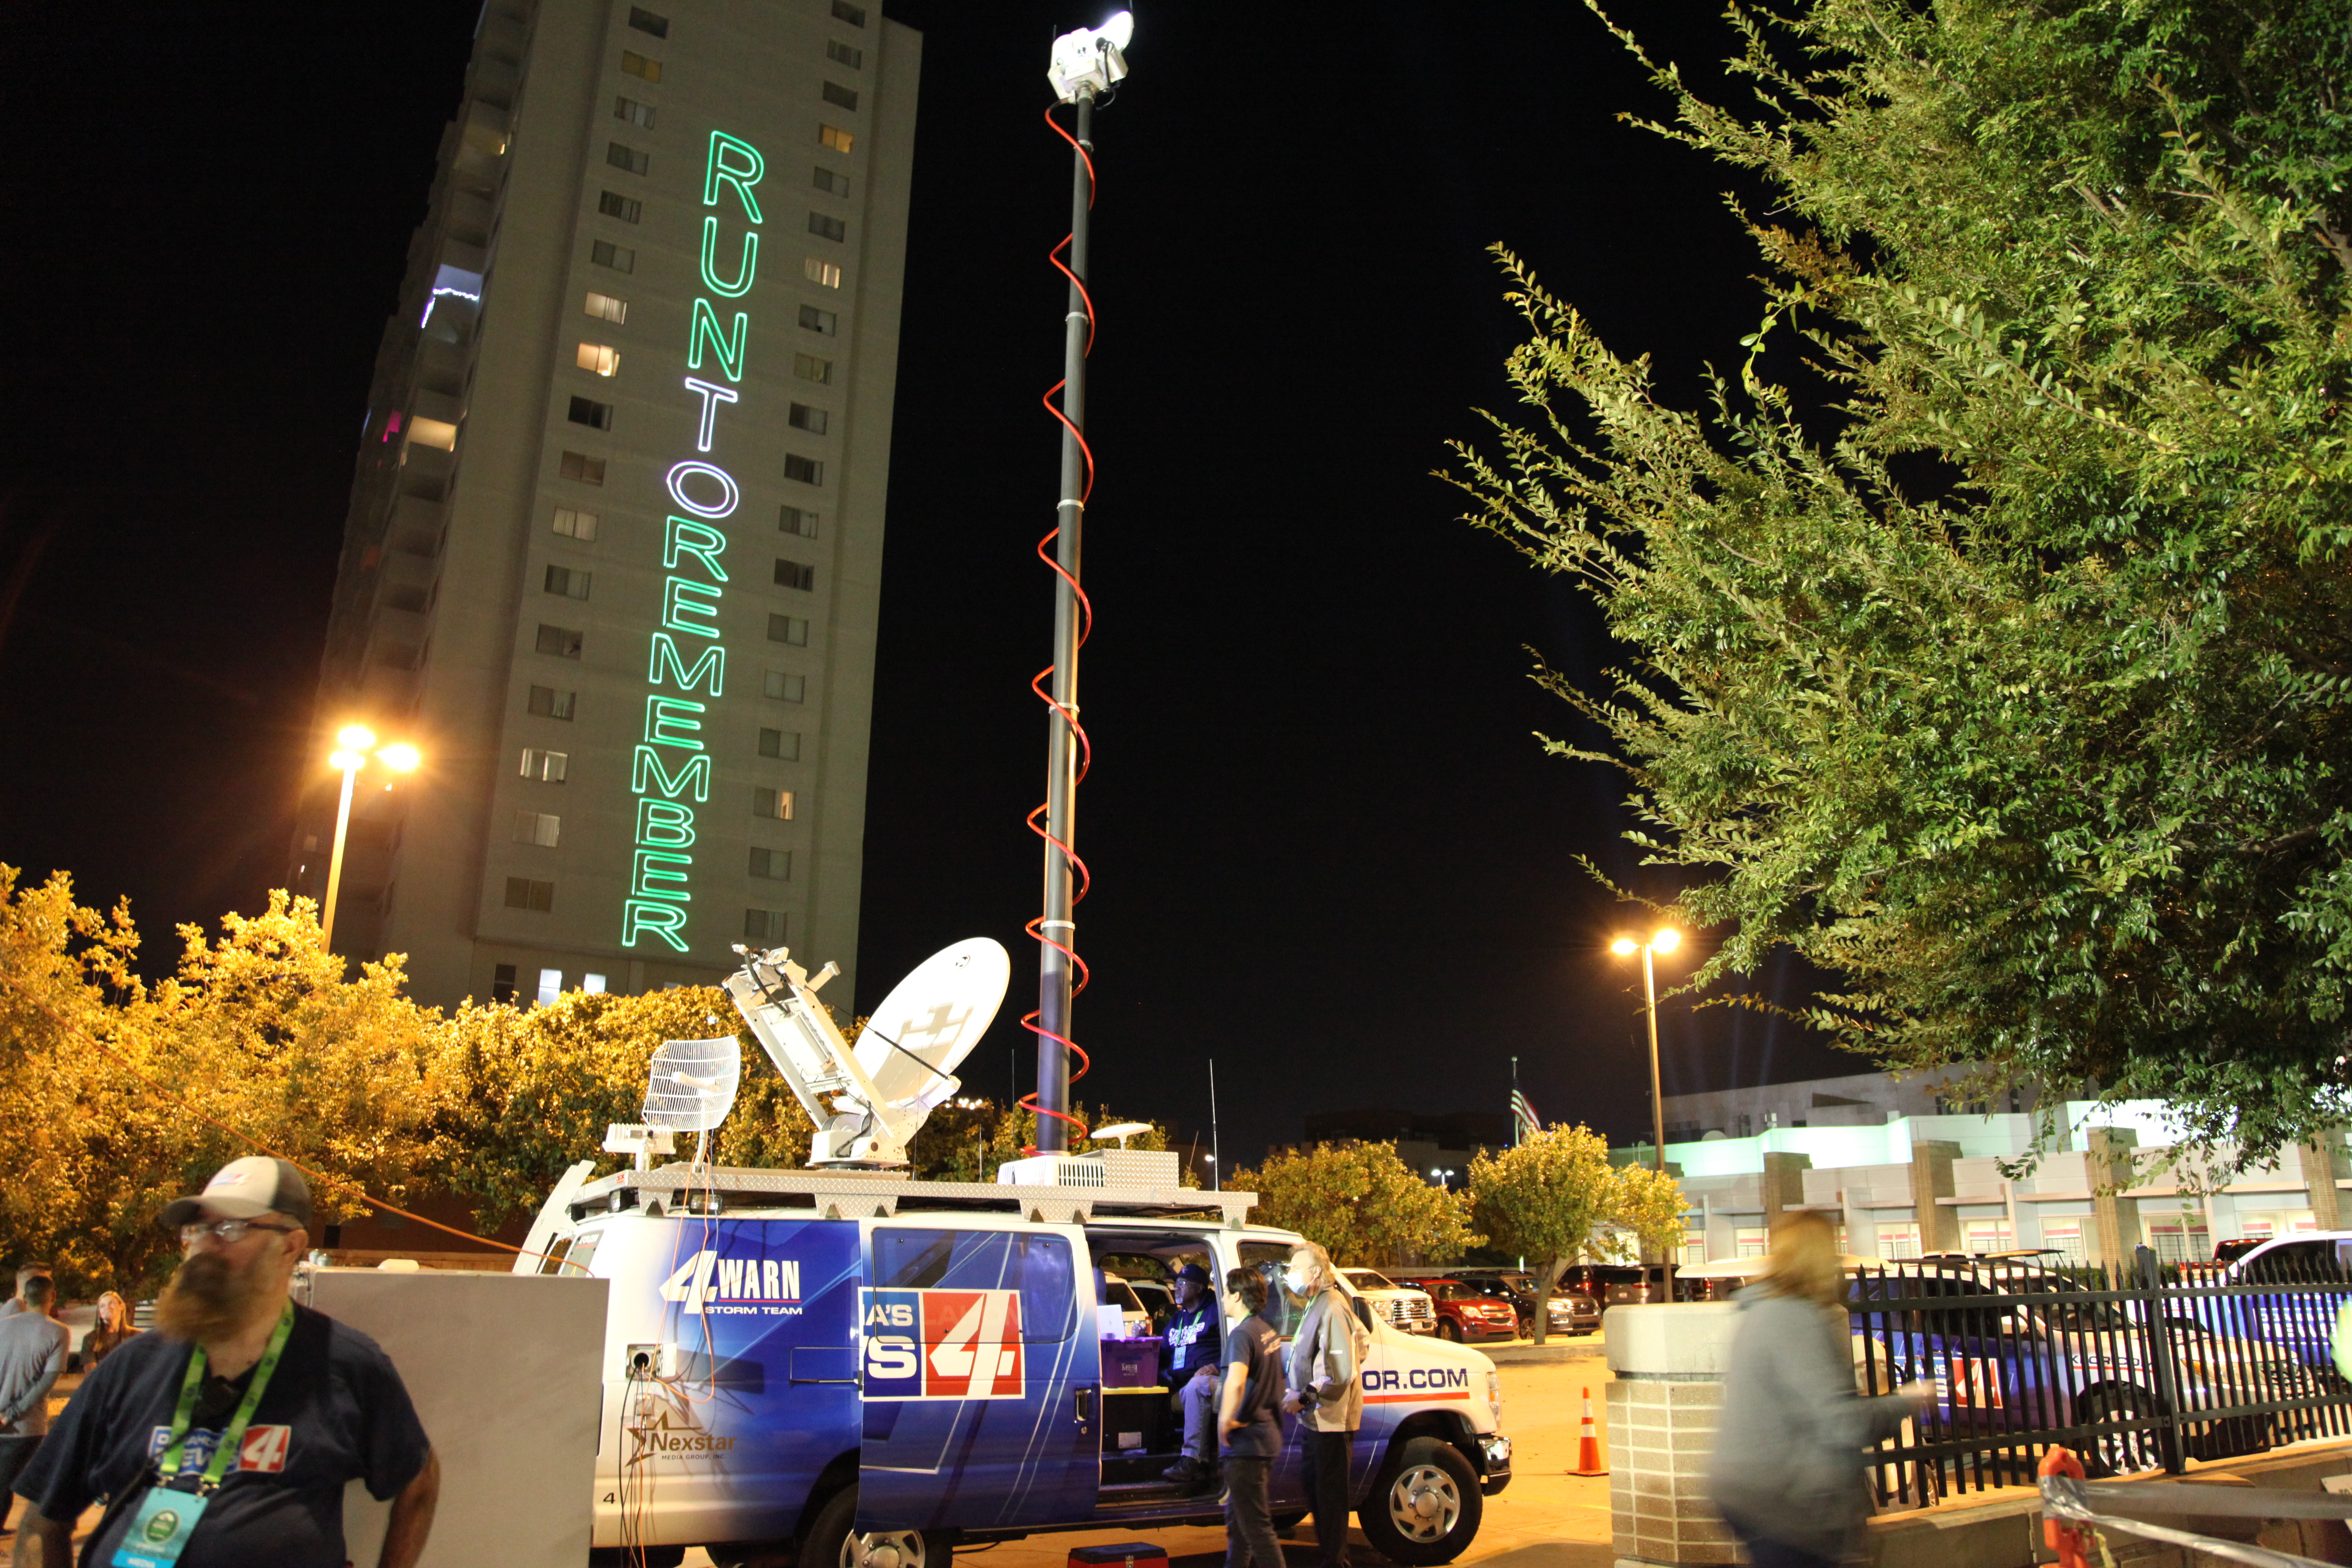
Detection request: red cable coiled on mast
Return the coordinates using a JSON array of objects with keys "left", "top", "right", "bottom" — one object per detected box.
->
[{"left": 1020, "top": 104, "right": 1099, "bottom": 1149}]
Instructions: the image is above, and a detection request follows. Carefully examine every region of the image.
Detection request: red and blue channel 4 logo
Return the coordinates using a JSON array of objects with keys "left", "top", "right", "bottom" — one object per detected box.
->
[{"left": 861, "top": 1288, "right": 1025, "bottom": 1401}]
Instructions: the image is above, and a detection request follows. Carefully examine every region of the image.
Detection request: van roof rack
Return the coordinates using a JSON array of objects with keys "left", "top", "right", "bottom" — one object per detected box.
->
[{"left": 569, "top": 1163, "right": 1258, "bottom": 1229}]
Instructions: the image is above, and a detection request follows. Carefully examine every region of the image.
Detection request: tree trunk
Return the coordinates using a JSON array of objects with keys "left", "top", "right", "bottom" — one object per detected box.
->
[{"left": 1529, "top": 1255, "right": 1567, "bottom": 1346}]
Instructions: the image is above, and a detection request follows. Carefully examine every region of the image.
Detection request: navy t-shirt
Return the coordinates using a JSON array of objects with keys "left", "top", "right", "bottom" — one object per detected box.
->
[
  {"left": 1220, "top": 1314, "right": 1286, "bottom": 1458},
  {"left": 1163, "top": 1300, "right": 1220, "bottom": 1382},
  {"left": 15, "top": 1303, "right": 429, "bottom": 1568}
]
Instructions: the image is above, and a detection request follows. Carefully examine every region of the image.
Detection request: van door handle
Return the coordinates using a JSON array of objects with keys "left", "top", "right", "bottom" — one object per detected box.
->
[{"left": 1074, "top": 1387, "right": 1096, "bottom": 1427}]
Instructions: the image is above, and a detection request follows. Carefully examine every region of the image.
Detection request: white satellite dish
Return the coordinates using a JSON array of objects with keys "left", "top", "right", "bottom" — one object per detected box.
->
[
  {"left": 644, "top": 1035, "right": 742, "bottom": 1132},
  {"left": 856, "top": 938, "right": 1011, "bottom": 1115}
]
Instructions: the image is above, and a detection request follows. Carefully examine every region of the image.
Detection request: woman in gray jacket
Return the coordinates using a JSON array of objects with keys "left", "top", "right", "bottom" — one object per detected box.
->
[{"left": 1707, "top": 1213, "right": 1931, "bottom": 1568}]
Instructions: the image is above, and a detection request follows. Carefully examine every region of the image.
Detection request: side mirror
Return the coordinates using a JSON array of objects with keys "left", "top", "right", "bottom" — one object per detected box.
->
[{"left": 1354, "top": 1298, "right": 1376, "bottom": 1333}]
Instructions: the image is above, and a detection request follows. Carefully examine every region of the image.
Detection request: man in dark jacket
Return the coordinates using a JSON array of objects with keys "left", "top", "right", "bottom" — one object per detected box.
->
[{"left": 1160, "top": 1264, "right": 1221, "bottom": 1490}]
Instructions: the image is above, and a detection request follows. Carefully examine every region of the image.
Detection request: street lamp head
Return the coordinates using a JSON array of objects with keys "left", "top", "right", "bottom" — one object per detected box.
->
[
  {"left": 1652, "top": 927, "right": 1682, "bottom": 954},
  {"left": 1609, "top": 936, "right": 1638, "bottom": 957},
  {"left": 335, "top": 724, "right": 377, "bottom": 751},
  {"left": 1048, "top": 10, "right": 1132, "bottom": 103},
  {"left": 328, "top": 749, "right": 366, "bottom": 773},
  {"left": 377, "top": 743, "right": 421, "bottom": 773}
]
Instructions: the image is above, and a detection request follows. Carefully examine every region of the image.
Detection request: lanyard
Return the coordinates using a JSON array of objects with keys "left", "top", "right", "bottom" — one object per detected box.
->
[{"left": 155, "top": 1305, "right": 293, "bottom": 1496}]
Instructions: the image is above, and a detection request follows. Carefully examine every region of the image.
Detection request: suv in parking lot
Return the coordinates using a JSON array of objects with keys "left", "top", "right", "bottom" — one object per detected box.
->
[
  {"left": 1406, "top": 1269, "right": 1599, "bottom": 1338},
  {"left": 1410, "top": 1279, "right": 1522, "bottom": 1343},
  {"left": 1340, "top": 1269, "right": 1438, "bottom": 1335}
]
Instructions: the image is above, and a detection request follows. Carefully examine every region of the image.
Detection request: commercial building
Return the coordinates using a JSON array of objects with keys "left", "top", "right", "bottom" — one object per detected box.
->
[
  {"left": 294, "top": 0, "right": 919, "bottom": 1008},
  {"left": 1635, "top": 1073, "right": 2347, "bottom": 1269}
]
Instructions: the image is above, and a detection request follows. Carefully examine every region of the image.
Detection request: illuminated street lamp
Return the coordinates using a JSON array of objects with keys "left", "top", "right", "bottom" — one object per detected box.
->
[
  {"left": 1610, "top": 927, "right": 1683, "bottom": 1173},
  {"left": 322, "top": 725, "right": 420, "bottom": 951}
]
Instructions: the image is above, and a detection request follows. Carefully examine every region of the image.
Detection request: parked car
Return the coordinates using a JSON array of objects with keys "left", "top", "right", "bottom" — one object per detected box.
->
[
  {"left": 1339, "top": 1268, "right": 1438, "bottom": 1335},
  {"left": 2197, "top": 1233, "right": 2352, "bottom": 1376},
  {"left": 1406, "top": 1279, "right": 1522, "bottom": 1343},
  {"left": 1406, "top": 1269, "right": 1599, "bottom": 1337},
  {"left": 1555, "top": 1264, "right": 1651, "bottom": 1310}
]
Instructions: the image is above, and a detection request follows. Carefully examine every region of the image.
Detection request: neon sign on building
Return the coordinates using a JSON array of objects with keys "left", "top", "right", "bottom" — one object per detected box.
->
[{"left": 622, "top": 131, "right": 767, "bottom": 954}]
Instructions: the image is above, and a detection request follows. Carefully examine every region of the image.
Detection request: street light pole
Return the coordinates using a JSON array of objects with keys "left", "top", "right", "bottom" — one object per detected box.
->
[
  {"left": 321, "top": 755, "right": 363, "bottom": 951},
  {"left": 1642, "top": 944, "right": 1665, "bottom": 1174}
]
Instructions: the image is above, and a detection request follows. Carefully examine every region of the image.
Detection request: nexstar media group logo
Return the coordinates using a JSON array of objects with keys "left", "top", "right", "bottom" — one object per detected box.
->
[
  {"left": 622, "top": 129, "right": 770, "bottom": 954},
  {"left": 860, "top": 1288, "right": 1026, "bottom": 1401}
]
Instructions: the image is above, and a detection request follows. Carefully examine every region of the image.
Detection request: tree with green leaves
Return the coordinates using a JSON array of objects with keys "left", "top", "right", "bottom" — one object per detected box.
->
[
  {"left": 1232, "top": 1140, "right": 1480, "bottom": 1268},
  {"left": 1609, "top": 1160, "right": 1696, "bottom": 1269},
  {"left": 1467, "top": 1125, "right": 1620, "bottom": 1344},
  {"left": 1449, "top": 0, "right": 2352, "bottom": 1168}
]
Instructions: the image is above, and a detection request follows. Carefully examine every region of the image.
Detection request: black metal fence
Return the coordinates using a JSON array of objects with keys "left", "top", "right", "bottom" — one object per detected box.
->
[{"left": 1849, "top": 1246, "right": 2352, "bottom": 1506}]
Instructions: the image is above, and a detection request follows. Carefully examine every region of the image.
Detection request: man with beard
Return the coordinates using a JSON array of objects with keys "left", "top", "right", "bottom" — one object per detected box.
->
[{"left": 10, "top": 1157, "right": 439, "bottom": 1568}]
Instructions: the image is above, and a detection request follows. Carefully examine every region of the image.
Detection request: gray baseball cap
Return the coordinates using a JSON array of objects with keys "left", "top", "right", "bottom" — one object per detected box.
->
[{"left": 160, "top": 1156, "right": 315, "bottom": 1231}]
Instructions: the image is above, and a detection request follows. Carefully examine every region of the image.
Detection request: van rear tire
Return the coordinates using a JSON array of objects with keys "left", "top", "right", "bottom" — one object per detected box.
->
[
  {"left": 803, "top": 1485, "right": 951, "bottom": 1568},
  {"left": 1357, "top": 1436, "right": 1481, "bottom": 1565}
]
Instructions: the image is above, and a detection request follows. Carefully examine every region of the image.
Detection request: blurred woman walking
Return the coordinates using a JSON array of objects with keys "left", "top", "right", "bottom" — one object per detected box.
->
[{"left": 1708, "top": 1212, "right": 1932, "bottom": 1568}]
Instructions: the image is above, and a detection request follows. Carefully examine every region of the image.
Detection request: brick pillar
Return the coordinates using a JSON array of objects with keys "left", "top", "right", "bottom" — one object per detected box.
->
[
  {"left": 1761, "top": 1151, "right": 1812, "bottom": 1232},
  {"left": 1909, "top": 1140, "right": 1960, "bottom": 1254},
  {"left": 2302, "top": 1134, "right": 2345, "bottom": 1232},
  {"left": 2087, "top": 1127, "right": 2142, "bottom": 1270}
]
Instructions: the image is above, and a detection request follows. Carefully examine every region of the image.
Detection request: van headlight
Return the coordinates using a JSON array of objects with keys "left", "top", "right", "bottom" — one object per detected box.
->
[{"left": 1487, "top": 1370, "right": 1501, "bottom": 1423}]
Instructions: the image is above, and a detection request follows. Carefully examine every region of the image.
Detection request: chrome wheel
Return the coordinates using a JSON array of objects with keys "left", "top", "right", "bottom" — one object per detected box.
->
[
  {"left": 842, "top": 1530, "right": 930, "bottom": 1568},
  {"left": 2085, "top": 1390, "right": 2164, "bottom": 1477},
  {"left": 1386, "top": 1459, "right": 1464, "bottom": 1545}
]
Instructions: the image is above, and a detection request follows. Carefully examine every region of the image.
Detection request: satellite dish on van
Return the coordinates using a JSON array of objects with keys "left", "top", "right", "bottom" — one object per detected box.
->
[
  {"left": 643, "top": 1035, "right": 742, "bottom": 1132},
  {"left": 856, "top": 938, "right": 1011, "bottom": 1115}
]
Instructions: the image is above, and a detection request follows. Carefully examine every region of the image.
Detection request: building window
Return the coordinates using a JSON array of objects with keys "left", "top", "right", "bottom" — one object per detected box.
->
[
  {"left": 493, "top": 962, "right": 519, "bottom": 1002},
  {"left": 779, "top": 505, "right": 818, "bottom": 539},
  {"left": 520, "top": 747, "right": 570, "bottom": 782},
  {"left": 608, "top": 142, "right": 650, "bottom": 176},
  {"left": 758, "top": 728, "right": 802, "bottom": 760},
  {"left": 819, "top": 124, "right": 854, "bottom": 155},
  {"left": 504, "top": 877, "right": 556, "bottom": 912},
  {"left": 805, "top": 258, "right": 843, "bottom": 289},
  {"left": 764, "top": 670, "right": 806, "bottom": 702},
  {"left": 1876, "top": 1222, "right": 1922, "bottom": 1261},
  {"left": 832, "top": 1, "right": 867, "bottom": 26},
  {"left": 768, "top": 614, "right": 809, "bottom": 646},
  {"left": 597, "top": 190, "right": 642, "bottom": 223},
  {"left": 792, "top": 353, "right": 833, "bottom": 384},
  {"left": 789, "top": 402, "right": 829, "bottom": 433},
  {"left": 750, "top": 847, "right": 792, "bottom": 880},
  {"left": 536, "top": 624, "right": 584, "bottom": 658},
  {"left": 615, "top": 95, "right": 657, "bottom": 129},
  {"left": 755, "top": 789, "right": 797, "bottom": 822},
  {"left": 583, "top": 972, "right": 608, "bottom": 994},
  {"left": 798, "top": 304, "right": 838, "bottom": 335},
  {"left": 558, "top": 450, "right": 607, "bottom": 485},
  {"left": 621, "top": 50, "right": 663, "bottom": 82},
  {"left": 576, "top": 342, "right": 621, "bottom": 376},
  {"left": 774, "top": 559, "right": 815, "bottom": 591},
  {"left": 784, "top": 454, "right": 824, "bottom": 486},
  {"left": 627, "top": 6, "right": 669, "bottom": 37},
  {"left": 536, "top": 967, "right": 564, "bottom": 1006},
  {"left": 568, "top": 396, "right": 614, "bottom": 430},
  {"left": 823, "top": 82, "right": 859, "bottom": 111},
  {"left": 591, "top": 240, "right": 636, "bottom": 273},
  {"left": 745, "top": 907, "right": 788, "bottom": 943},
  {"left": 552, "top": 507, "right": 599, "bottom": 541},
  {"left": 813, "top": 166, "right": 851, "bottom": 197},
  {"left": 544, "top": 565, "right": 592, "bottom": 600},
  {"left": 527, "top": 684, "right": 578, "bottom": 720},
  {"left": 808, "top": 211, "right": 847, "bottom": 242},
  {"left": 407, "top": 416, "right": 458, "bottom": 451},
  {"left": 827, "top": 39, "right": 863, "bottom": 68},
  {"left": 514, "top": 810, "right": 562, "bottom": 848},
  {"left": 585, "top": 291, "right": 629, "bottom": 324}
]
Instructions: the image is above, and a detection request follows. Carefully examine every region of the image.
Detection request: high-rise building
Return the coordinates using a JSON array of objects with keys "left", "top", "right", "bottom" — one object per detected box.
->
[{"left": 296, "top": 0, "right": 919, "bottom": 1009}]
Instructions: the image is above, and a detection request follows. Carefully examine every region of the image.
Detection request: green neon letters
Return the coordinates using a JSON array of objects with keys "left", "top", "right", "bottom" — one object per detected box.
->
[
  {"left": 701, "top": 218, "right": 760, "bottom": 297},
  {"left": 625, "top": 127, "right": 769, "bottom": 954},
  {"left": 704, "top": 132, "right": 766, "bottom": 223}
]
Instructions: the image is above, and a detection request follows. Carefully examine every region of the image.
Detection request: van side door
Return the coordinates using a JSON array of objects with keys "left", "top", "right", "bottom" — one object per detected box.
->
[{"left": 857, "top": 1220, "right": 1100, "bottom": 1530}]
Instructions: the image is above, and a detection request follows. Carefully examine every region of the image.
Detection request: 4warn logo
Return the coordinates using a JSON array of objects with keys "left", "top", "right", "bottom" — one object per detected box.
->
[
  {"left": 658, "top": 1249, "right": 803, "bottom": 1315},
  {"left": 860, "top": 1288, "right": 1025, "bottom": 1401},
  {"left": 144, "top": 1423, "right": 292, "bottom": 1475}
]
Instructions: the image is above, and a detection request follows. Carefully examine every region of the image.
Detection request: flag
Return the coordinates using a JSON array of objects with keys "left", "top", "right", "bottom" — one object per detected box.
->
[{"left": 1511, "top": 1089, "right": 1540, "bottom": 1145}]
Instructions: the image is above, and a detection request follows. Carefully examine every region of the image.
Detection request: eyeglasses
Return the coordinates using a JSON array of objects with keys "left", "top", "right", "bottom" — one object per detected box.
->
[{"left": 179, "top": 1220, "right": 298, "bottom": 1247}]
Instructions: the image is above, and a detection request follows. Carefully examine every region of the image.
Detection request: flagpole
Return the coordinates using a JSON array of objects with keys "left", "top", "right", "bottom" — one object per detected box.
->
[{"left": 1511, "top": 1056, "right": 1520, "bottom": 1148}]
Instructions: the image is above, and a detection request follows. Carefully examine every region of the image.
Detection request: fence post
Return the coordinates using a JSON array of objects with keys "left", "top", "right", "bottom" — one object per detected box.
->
[{"left": 2134, "top": 1244, "right": 2187, "bottom": 1473}]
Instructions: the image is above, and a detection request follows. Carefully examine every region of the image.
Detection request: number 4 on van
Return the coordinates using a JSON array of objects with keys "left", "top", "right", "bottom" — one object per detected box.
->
[{"left": 860, "top": 1289, "right": 1023, "bottom": 1401}]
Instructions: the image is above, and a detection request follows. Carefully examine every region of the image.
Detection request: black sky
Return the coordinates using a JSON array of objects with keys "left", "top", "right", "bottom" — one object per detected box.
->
[{"left": 0, "top": 1, "right": 1865, "bottom": 1167}]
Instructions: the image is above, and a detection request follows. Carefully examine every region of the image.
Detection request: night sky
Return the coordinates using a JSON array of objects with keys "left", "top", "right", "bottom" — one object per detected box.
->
[{"left": 0, "top": 1, "right": 1861, "bottom": 1168}]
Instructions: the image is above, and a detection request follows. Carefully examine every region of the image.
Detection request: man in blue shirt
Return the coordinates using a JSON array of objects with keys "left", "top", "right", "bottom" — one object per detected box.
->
[{"left": 1160, "top": 1263, "right": 1222, "bottom": 1491}]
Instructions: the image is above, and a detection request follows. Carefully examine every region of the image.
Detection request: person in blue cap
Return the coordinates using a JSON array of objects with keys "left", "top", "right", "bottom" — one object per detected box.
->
[{"left": 1159, "top": 1262, "right": 1223, "bottom": 1490}]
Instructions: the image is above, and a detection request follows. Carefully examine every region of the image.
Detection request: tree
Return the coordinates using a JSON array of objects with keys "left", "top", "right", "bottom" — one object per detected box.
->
[
  {"left": 1609, "top": 1161, "right": 1694, "bottom": 1270},
  {"left": 1231, "top": 1141, "right": 1480, "bottom": 1268},
  {"left": 1448, "top": 0, "right": 2352, "bottom": 1167},
  {"left": 1467, "top": 1126, "right": 1618, "bottom": 1344},
  {"left": 909, "top": 1101, "right": 1188, "bottom": 1186}
]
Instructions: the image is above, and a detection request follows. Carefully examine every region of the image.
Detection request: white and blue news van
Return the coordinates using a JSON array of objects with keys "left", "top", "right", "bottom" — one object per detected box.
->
[{"left": 518, "top": 941, "right": 1512, "bottom": 1568}]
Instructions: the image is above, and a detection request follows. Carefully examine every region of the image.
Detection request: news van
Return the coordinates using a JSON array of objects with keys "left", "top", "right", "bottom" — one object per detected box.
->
[{"left": 520, "top": 940, "right": 1511, "bottom": 1568}]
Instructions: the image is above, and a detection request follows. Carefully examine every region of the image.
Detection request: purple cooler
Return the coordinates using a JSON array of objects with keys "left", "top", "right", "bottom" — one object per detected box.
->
[{"left": 1099, "top": 1335, "right": 1165, "bottom": 1389}]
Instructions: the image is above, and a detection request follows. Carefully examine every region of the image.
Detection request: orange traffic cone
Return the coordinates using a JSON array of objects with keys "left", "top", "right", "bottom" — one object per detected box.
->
[{"left": 1570, "top": 1386, "right": 1607, "bottom": 1476}]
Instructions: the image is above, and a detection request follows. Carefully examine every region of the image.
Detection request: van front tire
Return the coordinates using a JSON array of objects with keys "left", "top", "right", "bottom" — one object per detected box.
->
[
  {"left": 1357, "top": 1436, "right": 1481, "bottom": 1565},
  {"left": 803, "top": 1485, "right": 950, "bottom": 1568}
]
